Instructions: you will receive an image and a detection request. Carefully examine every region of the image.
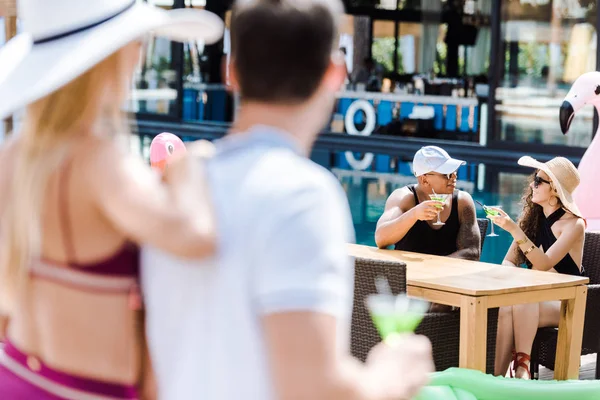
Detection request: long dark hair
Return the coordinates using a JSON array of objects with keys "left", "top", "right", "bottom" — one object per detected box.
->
[{"left": 514, "top": 172, "right": 562, "bottom": 267}]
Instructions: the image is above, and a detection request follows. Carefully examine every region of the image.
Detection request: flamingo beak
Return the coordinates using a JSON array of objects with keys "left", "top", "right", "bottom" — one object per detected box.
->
[{"left": 559, "top": 100, "right": 574, "bottom": 135}]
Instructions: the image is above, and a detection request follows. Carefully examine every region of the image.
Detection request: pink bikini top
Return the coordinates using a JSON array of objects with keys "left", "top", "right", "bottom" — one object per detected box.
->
[{"left": 29, "top": 159, "right": 141, "bottom": 304}]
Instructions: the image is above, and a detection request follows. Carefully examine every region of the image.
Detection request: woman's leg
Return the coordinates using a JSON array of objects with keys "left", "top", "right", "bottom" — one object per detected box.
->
[
  {"left": 512, "top": 301, "right": 561, "bottom": 379},
  {"left": 494, "top": 306, "right": 515, "bottom": 376}
]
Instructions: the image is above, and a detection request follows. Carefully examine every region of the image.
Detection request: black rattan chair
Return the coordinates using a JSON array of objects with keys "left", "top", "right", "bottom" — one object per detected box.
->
[
  {"left": 351, "top": 257, "right": 406, "bottom": 361},
  {"left": 478, "top": 218, "right": 489, "bottom": 251}
]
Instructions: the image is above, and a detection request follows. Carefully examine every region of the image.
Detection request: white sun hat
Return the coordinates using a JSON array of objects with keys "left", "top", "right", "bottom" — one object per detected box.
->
[
  {"left": 518, "top": 155, "right": 583, "bottom": 219},
  {"left": 0, "top": 0, "right": 224, "bottom": 120}
]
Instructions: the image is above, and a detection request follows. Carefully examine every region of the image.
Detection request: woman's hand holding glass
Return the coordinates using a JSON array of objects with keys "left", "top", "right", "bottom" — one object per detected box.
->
[{"left": 488, "top": 207, "right": 519, "bottom": 235}]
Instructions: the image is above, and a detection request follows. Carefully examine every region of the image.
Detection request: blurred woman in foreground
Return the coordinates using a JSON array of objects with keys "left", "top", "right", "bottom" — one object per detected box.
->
[{"left": 0, "top": 1, "right": 223, "bottom": 398}]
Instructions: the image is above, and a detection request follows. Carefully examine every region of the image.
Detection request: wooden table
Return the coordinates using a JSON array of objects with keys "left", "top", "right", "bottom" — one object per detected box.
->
[{"left": 348, "top": 244, "right": 589, "bottom": 380}]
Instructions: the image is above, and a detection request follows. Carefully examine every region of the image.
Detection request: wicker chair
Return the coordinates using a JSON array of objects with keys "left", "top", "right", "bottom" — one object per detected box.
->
[
  {"left": 531, "top": 231, "right": 600, "bottom": 379},
  {"left": 350, "top": 255, "right": 499, "bottom": 373},
  {"left": 478, "top": 218, "right": 489, "bottom": 251},
  {"left": 351, "top": 257, "right": 407, "bottom": 361}
]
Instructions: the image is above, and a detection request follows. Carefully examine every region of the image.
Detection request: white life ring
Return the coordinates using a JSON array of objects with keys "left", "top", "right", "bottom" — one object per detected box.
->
[{"left": 344, "top": 99, "right": 375, "bottom": 171}]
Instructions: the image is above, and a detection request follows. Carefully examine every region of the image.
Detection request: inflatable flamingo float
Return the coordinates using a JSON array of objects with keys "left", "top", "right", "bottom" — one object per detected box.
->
[
  {"left": 149, "top": 132, "right": 187, "bottom": 174},
  {"left": 560, "top": 71, "right": 600, "bottom": 231}
]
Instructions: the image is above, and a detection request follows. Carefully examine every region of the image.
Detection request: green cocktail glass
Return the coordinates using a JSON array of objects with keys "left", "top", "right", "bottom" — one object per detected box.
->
[
  {"left": 483, "top": 206, "right": 500, "bottom": 217},
  {"left": 483, "top": 205, "right": 501, "bottom": 237},
  {"left": 429, "top": 193, "right": 449, "bottom": 226},
  {"left": 366, "top": 294, "right": 430, "bottom": 342}
]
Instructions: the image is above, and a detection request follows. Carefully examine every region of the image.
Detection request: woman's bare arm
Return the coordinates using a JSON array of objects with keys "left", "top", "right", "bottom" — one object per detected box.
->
[
  {"left": 502, "top": 240, "right": 519, "bottom": 267},
  {"left": 86, "top": 138, "right": 215, "bottom": 259}
]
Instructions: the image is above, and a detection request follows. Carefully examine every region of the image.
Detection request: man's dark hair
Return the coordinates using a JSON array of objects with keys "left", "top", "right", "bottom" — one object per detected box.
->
[{"left": 230, "top": 0, "right": 342, "bottom": 104}]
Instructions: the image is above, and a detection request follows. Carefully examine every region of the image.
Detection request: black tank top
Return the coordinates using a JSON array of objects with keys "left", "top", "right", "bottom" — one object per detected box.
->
[
  {"left": 394, "top": 185, "right": 460, "bottom": 256},
  {"left": 534, "top": 208, "right": 584, "bottom": 276}
]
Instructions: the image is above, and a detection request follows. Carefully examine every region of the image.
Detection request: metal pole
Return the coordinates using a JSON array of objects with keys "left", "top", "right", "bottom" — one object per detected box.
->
[
  {"left": 172, "top": 0, "right": 185, "bottom": 120},
  {"left": 486, "top": 0, "right": 502, "bottom": 145}
]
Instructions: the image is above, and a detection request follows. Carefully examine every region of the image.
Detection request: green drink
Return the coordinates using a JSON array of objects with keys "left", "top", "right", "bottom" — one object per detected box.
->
[
  {"left": 372, "top": 312, "right": 424, "bottom": 339},
  {"left": 482, "top": 204, "right": 502, "bottom": 237},
  {"left": 372, "top": 314, "right": 401, "bottom": 339},
  {"left": 395, "top": 312, "right": 425, "bottom": 332},
  {"left": 484, "top": 206, "right": 500, "bottom": 217},
  {"left": 429, "top": 195, "right": 446, "bottom": 209},
  {"left": 428, "top": 193, "right": 449, "bottom": 226},
  {"left": 366, "top": 294, "right": 429, "bottom": 341}
]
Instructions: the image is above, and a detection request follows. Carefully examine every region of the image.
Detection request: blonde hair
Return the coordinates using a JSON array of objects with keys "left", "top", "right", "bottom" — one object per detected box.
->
[{"left": 0, "top": 49, "right": 131, "bottom": 310}]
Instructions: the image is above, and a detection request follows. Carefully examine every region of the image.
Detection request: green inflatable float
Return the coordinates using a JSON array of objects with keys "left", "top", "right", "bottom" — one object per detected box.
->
[{"left": 414, "top": 368, "right": 600, "bottom": 400}]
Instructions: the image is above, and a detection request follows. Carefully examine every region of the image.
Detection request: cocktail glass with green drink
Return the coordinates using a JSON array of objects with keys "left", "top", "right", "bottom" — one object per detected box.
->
[
  {"left": 429, "top": 189, "right": 449, "bottom": 226},
  {"left": 366, "top": 293, "right": 430, "bottom": 343},
  {"left": 483, "top": 205, "right": 502, "bottom": 237},
  {"left": 474, "top": 199, "right": 502, "bottom": 238}
]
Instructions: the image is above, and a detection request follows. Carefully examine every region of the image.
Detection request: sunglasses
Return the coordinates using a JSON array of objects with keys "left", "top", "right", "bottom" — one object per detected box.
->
[
  {"left": 533, "top": 175, "right": 551, "bottom": 188},
  {"left": 425, "top": 171, "right": 458, "bottom": 180}
]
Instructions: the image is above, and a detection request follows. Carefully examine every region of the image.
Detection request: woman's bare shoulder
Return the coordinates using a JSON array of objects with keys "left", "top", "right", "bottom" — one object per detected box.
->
[
  {"left": 75, "top": 134, "right": 132, "bottom": 175},
  {"left": 557, "top": 214, "right": 585, "bottom": 236}
]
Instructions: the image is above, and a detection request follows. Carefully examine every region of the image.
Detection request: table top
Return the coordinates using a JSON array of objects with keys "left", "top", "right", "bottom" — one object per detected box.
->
[{"left": 348, "top": 244, "right": 589, "bottom": 296}]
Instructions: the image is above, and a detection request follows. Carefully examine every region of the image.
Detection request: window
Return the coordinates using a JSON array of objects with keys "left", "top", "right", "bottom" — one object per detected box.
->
[
  {"left": 129, "top": 0, "right": 229, "bottom": 121},
  {"left": 129, "top": 1, "right": 180, "bottom": 117},
  {"left": 494, "top": 0, "right": 596, "bottom": 147},
  {"left": 372, "top": 20, "right": 396, "bottom": 74}
]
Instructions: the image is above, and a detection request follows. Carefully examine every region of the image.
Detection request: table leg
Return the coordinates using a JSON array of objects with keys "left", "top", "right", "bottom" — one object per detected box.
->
[
  {"left": 459, "top": 296, "right": 488, "bottom": 371},
  {"left": 554, "top": 285, "right": 587, "bottom": 380}
]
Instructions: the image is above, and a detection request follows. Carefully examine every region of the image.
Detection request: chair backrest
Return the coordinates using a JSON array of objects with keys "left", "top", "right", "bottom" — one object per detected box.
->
[
  {"left": 350, "top": 257, "right": 407, "bottom": 362},
  {"left": 477, "top": 218, "right": 488, "bottom": 253},
  {"left": 583, "top": 231, "right": 600, "bottom": 284}
]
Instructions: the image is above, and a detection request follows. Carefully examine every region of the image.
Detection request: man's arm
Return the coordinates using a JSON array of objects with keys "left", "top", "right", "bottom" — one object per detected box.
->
[
  {"left": 448, "top": 192, "right": 481, "bottom": 261},
  {"left": 263, "top": 312, "right": 433, "bottom": 400},
  {"left": 375, "top": 188, "right": 439, "bottom": 249},
  {"left": 88, "top": 137, "right": 216, "bottom": 259}
]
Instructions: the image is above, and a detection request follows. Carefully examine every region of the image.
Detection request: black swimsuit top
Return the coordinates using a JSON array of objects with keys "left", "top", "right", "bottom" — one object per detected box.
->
[
  {"left": 534, "top": 208, "right": 584, "bottom": 277},
  {"left": 394, "top": 185, "right": 460, "bottom": 256}
]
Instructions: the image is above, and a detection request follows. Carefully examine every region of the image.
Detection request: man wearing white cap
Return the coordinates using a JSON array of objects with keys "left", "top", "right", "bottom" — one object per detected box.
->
[{"left": 375, "top": 146, "right": 480, "bottom": 262}]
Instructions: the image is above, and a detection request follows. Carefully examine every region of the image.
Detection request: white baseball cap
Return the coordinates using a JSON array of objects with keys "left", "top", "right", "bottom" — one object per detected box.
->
[{"left": 412, "top": 146, "right": 466, "bottom": 177}]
